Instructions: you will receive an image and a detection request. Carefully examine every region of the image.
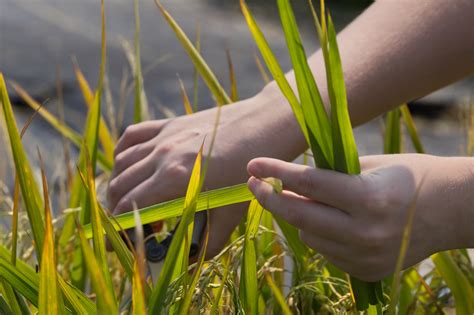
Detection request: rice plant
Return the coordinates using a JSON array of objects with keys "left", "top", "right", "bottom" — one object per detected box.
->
[{"left": 0, "top": 0, "right": 472, "bottom": 314}]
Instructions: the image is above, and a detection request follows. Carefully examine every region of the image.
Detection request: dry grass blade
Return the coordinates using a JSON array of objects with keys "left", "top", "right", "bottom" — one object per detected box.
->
[{"left": 155, "top": 0, "right": 231, "bottom": 106}]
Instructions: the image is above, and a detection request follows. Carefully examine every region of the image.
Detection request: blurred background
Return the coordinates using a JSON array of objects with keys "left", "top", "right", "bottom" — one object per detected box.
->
[{"left": 0, "top": 0, "right": 473, "bottom": 191}]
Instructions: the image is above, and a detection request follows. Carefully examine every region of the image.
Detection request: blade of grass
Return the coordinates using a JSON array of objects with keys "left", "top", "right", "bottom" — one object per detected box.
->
[
  {"left": 38, "top": 152, "right": 65, "bottom": 315},
  {"left": 384, "top": 108, "right": 402, "bottom": 154},
  {"left": 0, "top": 246, "right": 95, "bottom": 313},
  {"left": 133, "top": 0, "right": 149, "bottom": 122},
  {"left": 0, "top": 294, "right": 14, "bottom": 315},
  {"left": 210, "top": 252, "right": 231, "bottom": 315},
  {"left": 240, "top": 199, "right": 264, "bottom": 314},
  {"left": 388, "top": 177, "right": 426, "bottom": 315},
  {"left": 325, "top": 14, "right": 359, "bottom": 174},
  {"left": 265, "top": 273, "right": 292, "bottom": 315},
  {"left": 0, "top": 73, "right": 44, "bottom": 257},
  {"left": 0, "top": 279, "right": 23, "bottom": 315},
  {"left": 178, "top": 212, "right": 210, "bottom": 314},
  {"left": 240, "top": 0, "right": 308, "bottom": 143},
  {"left": 277, "top": 0, "right": 333, "bottom": 169},
  {"left": 77, "top": 224, "right": 118, "bottom": 314},
  {"left": 226, "top": 49, "right": 239, "bottom": 102},
  {"left": 61, "top": 0, "right": 107, "bottom": 289},
  {"left": 9, "top": 81, "right": 112, "bottom": 172},
  {"left": 131, "top": 207, "right": 146, "bottom": 315},
  {"left": 72, "top": 58, "right": 115, "bottom": 161},
  {"left": 431, "top": 252, "right": 473, "bottom": 315},
  {"left": 154, "top": 0, "right": 231, "bottom": 106},
  {"left": 254, "top": 53, "right": 271, "bottom": 84},
  {"left": 178, "top": 76, "right": 194, "bottom": 115},
  {"left": 148, "top": 147, "right": 204, "bottom": 314},
  {"left": 82, "top": 156, "right": 117, "bottom": 305},
  {"left": 192, "top": 22, "right": 201, "bottom": 112},
  {"left": 84, "top": 183, "right": 253, "bottom": 238},
  {"left": 400, "top": 104, "right": 425, "bottom": 154}
]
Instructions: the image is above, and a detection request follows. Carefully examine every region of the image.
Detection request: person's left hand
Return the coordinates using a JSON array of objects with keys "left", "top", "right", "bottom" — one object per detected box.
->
[{"left": 247, "top": 154, "right": 474, "bottom": 282}]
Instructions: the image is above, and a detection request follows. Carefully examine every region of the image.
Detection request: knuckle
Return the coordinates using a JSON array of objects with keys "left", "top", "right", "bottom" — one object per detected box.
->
[
  {"left": 107, "top": 179, "right": 120, "bottom": 200},
  {"left": 162, "top": 163, "right": 189, "bottom": 179},
  {"left": 115, "top": 197, "right": 132, "bottom": 213},
  {"left": 154, "top": 142, "right": 174, "bottom": 156}
]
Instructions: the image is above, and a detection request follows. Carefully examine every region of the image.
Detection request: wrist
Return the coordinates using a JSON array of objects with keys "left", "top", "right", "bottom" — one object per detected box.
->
[{"left": 434, "top": 156, "right": 474, "bottom": 250}]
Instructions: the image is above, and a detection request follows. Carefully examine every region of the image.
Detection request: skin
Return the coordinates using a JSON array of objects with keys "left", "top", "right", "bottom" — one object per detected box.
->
[{"left": 108, "top": 0, "right": 474, "bottom": 278}]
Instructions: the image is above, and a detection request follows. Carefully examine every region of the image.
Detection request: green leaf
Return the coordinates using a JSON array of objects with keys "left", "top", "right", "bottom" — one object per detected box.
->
[
  {"left": 83, "top": 158, "right": 117, "bottom": 305},
  {"left": 38, "top": 161, "right": 65, "bottom": 315},
  {"left": 133, "top": 0, "right": 149, "bottom": 122},
  {"left": 72, "top": 60, "right": 116, "bottom": 163},
  {"left": 149, "top": 147, "right": 204, "bottom": 314},
  {"left": 277, "top": 0, "right": 333, "bottom": 169},
  {"left": 264, "top": 273, "right": 292, "bottom": 315},
  {"left": 155, "top": 0, "right": 231, "bottom": 106},
  {"left": 384, "top": 108, "right": 402, "bottom": 154},
  {"left": 178, "top": 214, "right": 210, "bottom": 315},
  {"left": 240, "top": 0, "right": 308, "bottom": 143},
  {"left": 77, "top": 225, "right": 118, "bottom": 314},
  {"left": 325, "top": 15, "right": 359, "bottom": 174},
  {"left": 0, "top": 73, "right": 44, "bottom": 258},
  {"left": 400, "top": 104, "right": 425, "bottom": 154},
  {"left": 0, "top": 246, "right": 95, "bottom": 314},
  {"left": 8, "top": 82, "right": 112, "bottom": 172},
  {"left": 83, "top": 183, "right": 253, "bottom": 238},
  {"left": 240, "top": 199, "right": 264, "bottom": 314},
  {"left": 432, "top": 252, "right": 474, "bottom": 315}
]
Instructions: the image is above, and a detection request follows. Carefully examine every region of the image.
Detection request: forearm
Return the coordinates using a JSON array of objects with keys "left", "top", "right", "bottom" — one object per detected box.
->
[
  {"left": 437, "top": 157, "right": 474, "bottom": 250},
  {"left": 252, "top": 0, "right": 473, "bottom": 152}
]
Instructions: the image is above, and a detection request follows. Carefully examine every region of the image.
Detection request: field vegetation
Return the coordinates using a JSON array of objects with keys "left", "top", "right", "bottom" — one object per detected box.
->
[{"left": 0, "top": 0, "right": 473, "bottom": 314}]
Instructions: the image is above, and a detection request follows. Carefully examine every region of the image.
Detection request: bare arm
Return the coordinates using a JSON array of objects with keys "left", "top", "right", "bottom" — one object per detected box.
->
[{"left": 108, "top": 0, "right": 474, "bottom": 256}]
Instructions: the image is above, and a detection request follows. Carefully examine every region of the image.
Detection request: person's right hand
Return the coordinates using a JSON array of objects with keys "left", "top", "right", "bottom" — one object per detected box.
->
[{"left": 107, "top": 90, "right": 306, "bottom": 256}]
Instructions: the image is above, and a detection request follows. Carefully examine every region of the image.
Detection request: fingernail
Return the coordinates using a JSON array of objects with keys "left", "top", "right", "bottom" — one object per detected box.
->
[{"left": 247, "top": 176, "right": 260, "bottom": 192}]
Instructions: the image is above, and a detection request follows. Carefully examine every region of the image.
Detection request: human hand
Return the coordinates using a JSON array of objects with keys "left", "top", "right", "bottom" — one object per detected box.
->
[
  {"left": 247, "top": 154, "right": 474, "bottom": 281},
  {"left": 107, "top": 90, "right": 307, "bottom": 256}
]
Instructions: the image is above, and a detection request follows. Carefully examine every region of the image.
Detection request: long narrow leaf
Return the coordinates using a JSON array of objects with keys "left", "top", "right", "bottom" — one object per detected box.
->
[
  {"left": 72, "top": 60, "right": 115, "bottom": 161},
  {"left": 84, "top": 183, "right": 252, "bottom": 238},
  {"left": 277, "top": 0, "right": 333, "bottom": 169},
  {"left": 149, "top": 147, "right": 203, "bottom": 314},
  {"left": 8, "top": 82, "right": 112, "bottom": 172},
  {"left": 155, "top": 0, "right": 231, "bottom": 106},
  {"left": 38, "top": 157, "right": 65, "bottom": 315},
  {"left": 240, "top": 0, "right": 308, "bottom": 143},
  {"left": 384, "top": 108, "right": 402, "bottom": 154},
  {"left": 133, "top": 0, "right": 149, "bottom": 122},
  {"left": 0, "top": 73, "right": 44, "bottom": 257},
  {"left": 240, "top": 199, "right": 264, "bottom": 314}
]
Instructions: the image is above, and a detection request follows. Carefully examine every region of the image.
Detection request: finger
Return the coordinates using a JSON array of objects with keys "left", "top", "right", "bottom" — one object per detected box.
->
[
  {"left": 115, "top": 120, "right": 167, "bottom": 156},
  {"left": 248, "top": 177, "right": 353, "bottom": 242},
  {"left": 113, "top": 142, "right": 155, "bottom": 176},
  {"left": 108, "top": 154, "right": 157, "bottom": 210},
  {"left": 113, "top": 176, "right": 167, "bottom": 215},
  {"left": 247, "top": 158, "right": 368, "bottom": 213},
  {"left": 299, "top": 231, "right": 353, "bottom": 262}
]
